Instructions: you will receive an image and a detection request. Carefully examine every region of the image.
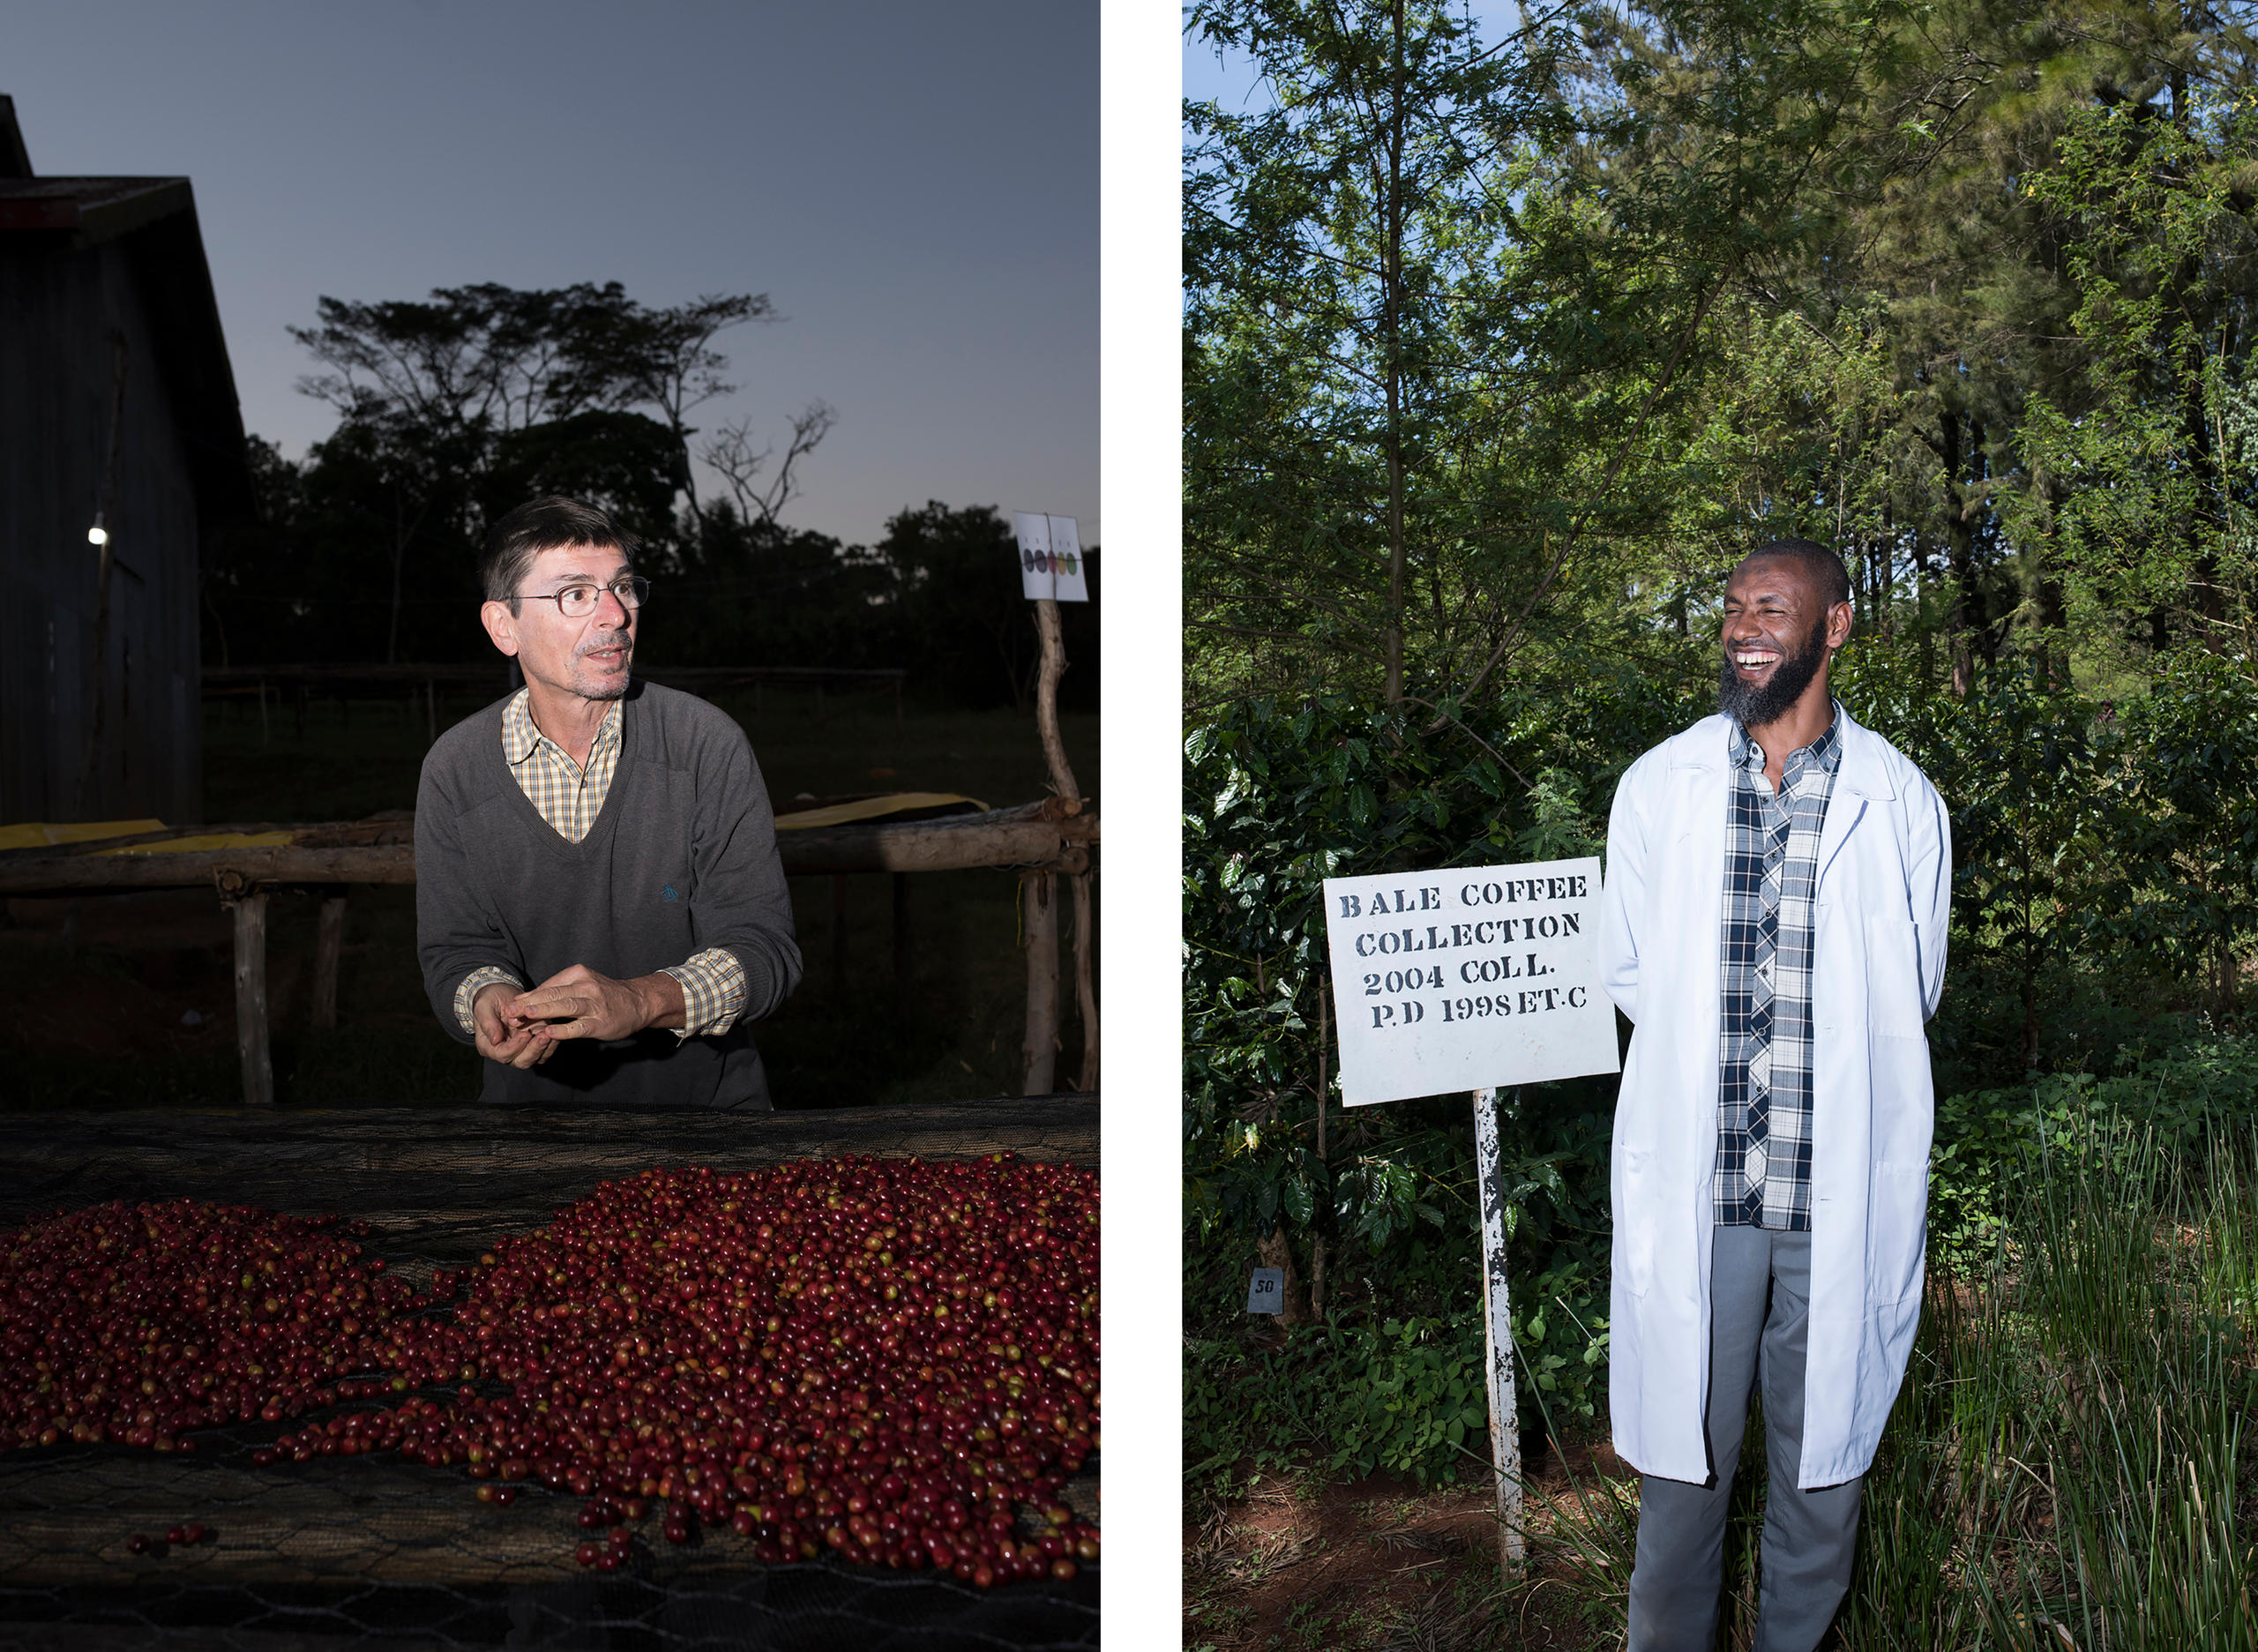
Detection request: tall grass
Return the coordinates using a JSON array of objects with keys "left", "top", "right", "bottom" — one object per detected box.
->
[{"left": 1525, "top": 1124, "right": 2258, "bottom": 1648}]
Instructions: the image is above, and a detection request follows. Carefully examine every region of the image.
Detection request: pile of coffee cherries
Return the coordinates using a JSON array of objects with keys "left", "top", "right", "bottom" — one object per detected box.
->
[
  {"left": 0, "top": 1199, "right": 432, "bottom": 1450},
  {"left": 1, "top": 1155, "right": 1099, "bottom": 1588}
]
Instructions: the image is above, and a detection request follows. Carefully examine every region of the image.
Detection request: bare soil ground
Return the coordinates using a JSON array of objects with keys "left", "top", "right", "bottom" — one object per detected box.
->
[
  {"left": 1185, "top": 1441, "right": 1638, "bottom": 1652},
  {"left": 4, "top": 889, "right": 241, "bottom": 1062}
]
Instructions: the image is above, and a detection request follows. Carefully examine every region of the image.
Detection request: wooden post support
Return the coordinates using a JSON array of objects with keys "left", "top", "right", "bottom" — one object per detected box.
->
[
  {"left": 1021, "top": 871, "right": 1058, "bottom": 1095},
  {"left": 1070, "top": 870, "right": 1097, "bottom": 1093},
  {"left": 1472, "top": 1086, "right": 1524, "bottom": 1569},
  {"left": 311, "top": 890, "right": 348, "bottom": 1030},
  {"left": 231, "top": 893, "right": 274, "bottom": 1108}
]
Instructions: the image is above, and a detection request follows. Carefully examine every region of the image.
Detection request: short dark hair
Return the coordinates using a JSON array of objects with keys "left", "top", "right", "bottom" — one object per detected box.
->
[
  {"left": 481, "top": 497, "right": 638, "bottom": 607},
  {"left": 1739, "top": 537, "right": 1850, "bottom": 609}
]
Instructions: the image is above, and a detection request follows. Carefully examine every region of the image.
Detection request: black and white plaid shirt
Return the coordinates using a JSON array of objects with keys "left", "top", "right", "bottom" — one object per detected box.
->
[{"left": 1716, "top": 711, "right": 1842, "bottom": 1230}]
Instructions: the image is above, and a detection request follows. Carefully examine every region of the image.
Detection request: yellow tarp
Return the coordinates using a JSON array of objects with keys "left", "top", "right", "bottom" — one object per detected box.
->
[
  {"left": 0, "top": 821, "right": 294, "bottom": 856},
  {"left": 773, "top": 792, "right": 987, "bottom": 830},
  {"left": 5, "top": 795, "right": 986, "bottom": 852},
  {"left": 0, "top": 819, "right": 166, "bottom": 851},
  {"left": 97, "top": 832, "right": 295, "bottom": 856}
]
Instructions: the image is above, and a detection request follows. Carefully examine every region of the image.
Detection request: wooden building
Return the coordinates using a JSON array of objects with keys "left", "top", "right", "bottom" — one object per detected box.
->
[{"left": 0, "top": 93, "right": 251, "bottom": 826}]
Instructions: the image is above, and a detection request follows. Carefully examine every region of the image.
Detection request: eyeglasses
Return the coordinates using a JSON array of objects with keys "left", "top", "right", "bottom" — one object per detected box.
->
[{"left": 519, "top": 576, "right": 650, "bottom": 619}]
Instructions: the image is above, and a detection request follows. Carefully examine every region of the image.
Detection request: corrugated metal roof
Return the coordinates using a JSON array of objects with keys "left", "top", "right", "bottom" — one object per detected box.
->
[{"left": 0, "top": 176, "right": 194, "bottom": 241}]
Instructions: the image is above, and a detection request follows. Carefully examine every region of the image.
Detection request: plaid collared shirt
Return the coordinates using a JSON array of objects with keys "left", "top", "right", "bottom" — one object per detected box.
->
[
  {"left": 1716, "top": 711, "right": 1842, "bottom": 1230},
  {"left": 452, "top": 688, "right": 746, "bottom": 1040},
  {"left": 501, "top": 684, "right": 624, "bottom": 845}
]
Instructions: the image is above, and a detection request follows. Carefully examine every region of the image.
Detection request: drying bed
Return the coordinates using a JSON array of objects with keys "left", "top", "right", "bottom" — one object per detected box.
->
[{"left": 0, "top": 1098, "right": 1100, "bottom": 1651}]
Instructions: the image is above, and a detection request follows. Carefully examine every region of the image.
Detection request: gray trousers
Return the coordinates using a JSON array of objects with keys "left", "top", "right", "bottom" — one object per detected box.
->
[{"left": 1626, "top": 1226, "right": 1863, "bottom": 1652}]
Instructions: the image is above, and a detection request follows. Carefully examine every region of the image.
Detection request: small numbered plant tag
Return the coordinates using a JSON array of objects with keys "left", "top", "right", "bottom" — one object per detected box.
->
[{"left": 1245, "top": 1267, "right": 1285, "bottom": 1315}]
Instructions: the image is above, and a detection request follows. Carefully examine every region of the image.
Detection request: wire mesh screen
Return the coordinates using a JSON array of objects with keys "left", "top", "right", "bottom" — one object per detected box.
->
[{"left": 0, "top": 1100, "right": 1100, "bottom": 1650}]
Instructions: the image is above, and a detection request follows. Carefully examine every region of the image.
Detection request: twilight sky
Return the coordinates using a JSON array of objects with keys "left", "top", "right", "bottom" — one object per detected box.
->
[
  {"left": 1182, "top": 5, "right": 1526, "bottom": 122},
  {"left": 4, "top": 0, "right": 1096, "bottom": 548}
]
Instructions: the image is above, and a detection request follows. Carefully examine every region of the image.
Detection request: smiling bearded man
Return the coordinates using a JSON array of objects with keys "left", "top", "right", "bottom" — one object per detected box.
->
[
  {"left": 415, "top": 497, "right": 803, "bottom": 1109},
  {"left": 1596, "top": 538, "right": 1951, "bottom": 1650}
]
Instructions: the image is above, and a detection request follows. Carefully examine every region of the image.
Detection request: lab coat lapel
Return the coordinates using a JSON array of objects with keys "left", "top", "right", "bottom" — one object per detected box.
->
[
  {"left": 1815, "top": 707, "right": 1894, "bottom": 891},
  {"left": 1669, "top": 718, "right": 1731, "bottom": 896}
]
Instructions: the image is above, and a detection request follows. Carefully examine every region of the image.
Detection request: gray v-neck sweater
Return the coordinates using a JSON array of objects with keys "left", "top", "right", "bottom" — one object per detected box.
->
[{"left": 415, "top": 679, "right": 801, "bottom": 1109}]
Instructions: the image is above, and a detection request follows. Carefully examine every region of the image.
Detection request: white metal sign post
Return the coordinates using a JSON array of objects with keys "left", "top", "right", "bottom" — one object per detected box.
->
[
  {"left": 1471, "top": 1083, "right": 1521, "bottom": 1563},
  {"left": 1320, "top": 857, "right": 1619, "bottom": 1570}
]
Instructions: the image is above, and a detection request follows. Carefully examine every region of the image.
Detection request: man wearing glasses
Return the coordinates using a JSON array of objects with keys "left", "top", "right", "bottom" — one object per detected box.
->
[{"left": 415, "top": 496, "right": 802, "bottom": 1107}]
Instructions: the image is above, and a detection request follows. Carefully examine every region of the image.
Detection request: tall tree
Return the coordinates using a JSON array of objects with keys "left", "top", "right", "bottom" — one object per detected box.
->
[
  {"left": 1185, "top": 0, "right": 1963, "bottom": 719},
  {"left": 2014, "top": 56, "right": 2258, "bottom": 654},
  {"left": 271, "top": 282, "right": 788, "bottom": 659},
  {"left": 1185, "top": 0, "right": 1582, "bottom": 710}
]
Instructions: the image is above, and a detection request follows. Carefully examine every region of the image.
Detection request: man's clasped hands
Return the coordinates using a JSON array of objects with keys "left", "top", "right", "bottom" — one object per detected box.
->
[{"left": 469, "top": 968, "right": 688, "bottom": 1067}]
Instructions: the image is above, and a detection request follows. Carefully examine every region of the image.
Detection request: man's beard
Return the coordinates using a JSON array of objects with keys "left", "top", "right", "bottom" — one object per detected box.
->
[
  {"left": 1717, "top": 616, "right": 1828, "bottom": 729},
  {"left": 566, "top": 632, "right": 633, "bottom": 700}
]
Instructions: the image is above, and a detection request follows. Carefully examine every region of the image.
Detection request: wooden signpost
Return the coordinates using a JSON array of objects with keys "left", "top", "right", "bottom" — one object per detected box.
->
[
  {"left": 1321, "top": 858, "right": 1619, "bottom": 1570},
  {"left": 1012, "top": 512, "right": 1095, "bottom": 1097}
]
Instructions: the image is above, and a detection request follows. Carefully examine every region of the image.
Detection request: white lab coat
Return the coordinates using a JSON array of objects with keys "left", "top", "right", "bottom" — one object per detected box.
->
[{"left": 1597, "top": 708, "right": 1949, "bottom": 1489}]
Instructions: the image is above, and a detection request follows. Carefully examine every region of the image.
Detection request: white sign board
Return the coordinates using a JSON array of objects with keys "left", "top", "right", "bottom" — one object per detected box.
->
[
  {"left": 1321, "top": 857, "right": 1619, "bottom": 1107},
  {"left": 1012, "top": 512, "right": 1089, "bottom": 602},
  {"left": 1013, "top": 512, "right": 1054, "bottom": 600},
  {"left": 1045, "top": 515, "right": 1088, "bottom": 602},
  {"left": 1245, "top": 1268, "right": 1285, "bottom": 1315}
]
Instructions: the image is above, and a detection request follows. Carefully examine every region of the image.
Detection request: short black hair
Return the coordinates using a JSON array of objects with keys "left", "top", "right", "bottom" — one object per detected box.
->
[
  {"left": 1738, "top": 537, "right": 1850, "bottom": 609},
  {"left": 481, "top": 497, "right": 638, "bottom": 607}
]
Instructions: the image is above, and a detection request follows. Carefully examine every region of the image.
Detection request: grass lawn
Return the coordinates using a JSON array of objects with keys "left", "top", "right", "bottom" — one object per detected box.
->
[{"left": 1, "top": 682, "right": 1095, "bottom": 1110}]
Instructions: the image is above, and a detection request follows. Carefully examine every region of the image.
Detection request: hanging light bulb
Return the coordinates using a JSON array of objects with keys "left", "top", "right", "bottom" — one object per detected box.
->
[{"left": 87, "top": 512, "right": 108, "bottom": 547}]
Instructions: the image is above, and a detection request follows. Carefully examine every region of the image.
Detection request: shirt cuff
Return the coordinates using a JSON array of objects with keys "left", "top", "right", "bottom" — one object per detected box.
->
[
  {"left": 453, "top": 966, "right": 526, "bottom": 1037},
  {"left": 661, "top": 948, "right": 748, "bottom": 1039}
]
